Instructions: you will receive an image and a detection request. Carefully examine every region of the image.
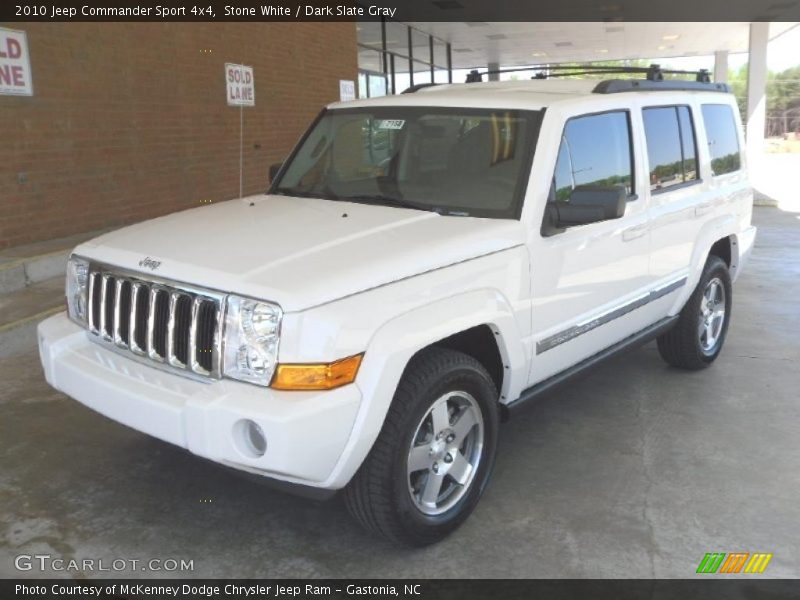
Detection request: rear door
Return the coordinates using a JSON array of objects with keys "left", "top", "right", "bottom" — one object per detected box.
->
[{"left": 642, "top": 102, "right": 706, "bottom": 286}]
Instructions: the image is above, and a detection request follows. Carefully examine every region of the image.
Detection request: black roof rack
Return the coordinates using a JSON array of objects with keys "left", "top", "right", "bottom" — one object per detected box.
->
[
  {"left": 593, "top": 79, "right": 731, "bottom": 94},
  {"left": 401, "top": 83, "right": 441, "bottom": 94},
  {"left": 464, "top": 63, "right": 731, "bottom": 94}
]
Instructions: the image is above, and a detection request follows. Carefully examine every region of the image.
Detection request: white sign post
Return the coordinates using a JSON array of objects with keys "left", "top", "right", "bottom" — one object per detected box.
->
[
  {"left": 0, "top": 27, "right": 33, "bottom": 96},
  {"left": 339, "top": 79, "right": 356, "bottom": 102},
  {"left": 225, "top": 63, "right": 255, "bottom": 107},
  {"left": 225, "top": 63, "right": 254, "bottom": 200}
]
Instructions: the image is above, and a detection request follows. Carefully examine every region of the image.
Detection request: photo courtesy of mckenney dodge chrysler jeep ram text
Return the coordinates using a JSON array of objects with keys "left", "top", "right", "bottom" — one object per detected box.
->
[{"left": 38, "top": 67, "right": 756, "bottom": 546}]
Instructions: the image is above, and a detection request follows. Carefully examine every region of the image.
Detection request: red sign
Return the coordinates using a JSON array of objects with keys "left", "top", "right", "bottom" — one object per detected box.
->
[
  {"left": 225, "top": 63, "right": 254, "bottom": 107},
  {"left": 0, "top": 27, "right": 33, "bottom": 96}
]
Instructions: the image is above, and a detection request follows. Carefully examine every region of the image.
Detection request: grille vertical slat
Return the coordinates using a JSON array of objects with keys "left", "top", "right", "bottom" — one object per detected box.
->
[
  {"left": 196, "top": 300, "right": 217, "bottom": 373},
  {"left": 188, "top": 297, "right": 206, "bottom": 375},
  {"left": 112, "top": 278, "right": 123, "bottom": 346},
  {"left": 166, "top": 292, "right": 179, "bottom": 366},
  {"left": 131, "top": 283, "right": 151, "bottom": 354},
  {"left": 88, "top": 272, "right": 101, "bottom": 333},
  {"left": 113, "top": 279, "right": 132, "bottom": 348},
  {"left": 100, "top": 274, "right": 115, "bottom": 340},
  {"left": 174, "top": 295, "right": 192, "bottom": 366},
  {"left": 105, "top": 276, "right": 116, "bottom": 339},
  {"left": 153, "top": 291, "right": 169, "bottom": 358},
  {"left": 146, "top": 288, "right": 170, "bottom": 361},
  {"left": 139, "top": 286, "right": 153, "bottom": 352},
  {"left": 86, "top": 265, "right": 221, "bottom": 379},
  {"left": 146, "top": 286, "right": 162, "bottom": 361},
  {"left": 166, "top": 292, "right": 192, "bottom": 368},
  {"left": 118, "top": 280, "right": 132, "bottom": 346}
]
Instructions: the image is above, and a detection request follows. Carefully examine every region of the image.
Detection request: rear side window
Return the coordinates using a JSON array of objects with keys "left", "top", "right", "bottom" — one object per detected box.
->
[
  {"left": 701, "top": 104, "right": 741, "bottom": 176},
  {"left": 642, "top": 106, "right": 698, "bottom": 192},
  {"left": 551, "top": 111, "right": 634, "bottom": 203}
]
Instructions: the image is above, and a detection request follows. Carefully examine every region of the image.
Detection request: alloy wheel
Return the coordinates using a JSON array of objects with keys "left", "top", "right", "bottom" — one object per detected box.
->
[
  {"left": 406, "top": 391, "right": 484, "bottom": 516},
  {"left": 698, "top": 277, "right": 727, "bottom": 355}
]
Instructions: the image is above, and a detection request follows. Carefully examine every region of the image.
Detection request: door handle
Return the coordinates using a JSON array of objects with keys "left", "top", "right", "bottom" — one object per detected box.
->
[
  {"left": 694, "top": 202, "right": 713, "bottom": 217},
  {"left": 623, "top": 223, "right": 648, "bottom": 242}
]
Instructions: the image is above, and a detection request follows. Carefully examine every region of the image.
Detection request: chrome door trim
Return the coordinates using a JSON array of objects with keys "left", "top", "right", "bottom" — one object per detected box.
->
[{"left": 536, "top": 275, "right": 687, "bottom": 354}]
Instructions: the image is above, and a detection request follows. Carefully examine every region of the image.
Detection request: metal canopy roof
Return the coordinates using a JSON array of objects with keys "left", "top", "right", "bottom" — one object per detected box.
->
[{"left": 398, "top": 22, "right": 798, "bottom": 69}]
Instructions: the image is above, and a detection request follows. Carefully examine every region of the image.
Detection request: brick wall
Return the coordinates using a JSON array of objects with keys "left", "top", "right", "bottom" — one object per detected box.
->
[{"left": 0, "top": 22, "right": 357, "bottom": 249}]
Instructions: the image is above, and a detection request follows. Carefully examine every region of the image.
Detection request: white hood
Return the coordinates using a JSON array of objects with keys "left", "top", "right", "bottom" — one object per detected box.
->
[{"left": 76, "top": 194, "right": 525, "bottom": 312}]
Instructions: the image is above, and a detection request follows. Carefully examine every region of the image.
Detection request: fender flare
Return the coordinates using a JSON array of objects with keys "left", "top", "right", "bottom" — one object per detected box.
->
[
  {"left": 320, "top": 287, "right": 527, "bottom": 489},
  {"left": 670, "top": 214, "right": 738, "bottom": 315}
]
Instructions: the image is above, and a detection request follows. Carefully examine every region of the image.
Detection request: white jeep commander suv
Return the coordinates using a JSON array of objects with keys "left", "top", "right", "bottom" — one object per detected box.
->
[{"left": 39, "top": 71, "right": 756, "bottom": 546}]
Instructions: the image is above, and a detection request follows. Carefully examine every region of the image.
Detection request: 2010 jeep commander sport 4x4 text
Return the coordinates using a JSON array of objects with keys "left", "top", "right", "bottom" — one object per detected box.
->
[{"left": 39, "top": 71, "right": 756, "bottom": 546}]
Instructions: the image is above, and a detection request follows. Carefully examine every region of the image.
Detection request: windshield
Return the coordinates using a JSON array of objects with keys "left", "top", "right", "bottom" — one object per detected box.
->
[{"left": 272, "top": 106, "right": 542, "bottom": 219}]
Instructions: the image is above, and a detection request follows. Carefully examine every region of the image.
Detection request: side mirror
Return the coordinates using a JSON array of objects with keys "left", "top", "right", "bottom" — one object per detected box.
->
[
  {"left": 268, "top": 162, "right": 283, "bottom": 183},
  {"left": 553, "top": 185, "right": 627, "bottom": 227}
]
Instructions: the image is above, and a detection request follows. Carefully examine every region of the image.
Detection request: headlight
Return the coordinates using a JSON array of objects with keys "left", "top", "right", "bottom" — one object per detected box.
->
[
  {"left": 223, "top": 295, "right": 282, "bottom": 386},
  {"left": 65, "top": 256, "right": 89, "bottom": 324}
]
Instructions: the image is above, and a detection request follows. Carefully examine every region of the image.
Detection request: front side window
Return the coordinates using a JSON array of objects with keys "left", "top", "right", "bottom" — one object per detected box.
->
[
  {"left": 642, "top": 105, "right": 699, "bottom": 192},
  {"left": 551, "top": 111, "right": 634, "bottom": 203},
  {"left": 701, "top": 104, "right": 741, "bottom": 176},
  {"left": 274, "top": 107, "right": 542, "bottom": 219}
]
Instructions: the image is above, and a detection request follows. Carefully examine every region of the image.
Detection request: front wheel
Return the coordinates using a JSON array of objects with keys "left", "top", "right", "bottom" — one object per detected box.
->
[
  {"left": 657, "top": 255, "right": 732, "bottom": 369},
  {"left": 344, "top": 347, "right": 500, "bottom": 546}
]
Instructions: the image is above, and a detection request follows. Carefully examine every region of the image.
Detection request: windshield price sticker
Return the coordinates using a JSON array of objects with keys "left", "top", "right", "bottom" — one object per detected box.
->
[{"left": 378, "top": 119, "right": 405, "bottom": 130}]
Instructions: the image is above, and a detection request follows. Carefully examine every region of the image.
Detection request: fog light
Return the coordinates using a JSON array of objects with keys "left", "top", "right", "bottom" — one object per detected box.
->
[{"left": 234, "top": 419, "right": 267, "bottom": 458}]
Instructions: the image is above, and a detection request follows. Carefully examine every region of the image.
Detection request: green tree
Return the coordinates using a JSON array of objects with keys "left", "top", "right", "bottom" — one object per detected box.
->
[
  {"left": 728, "top": 64, "right": 800, "bottom": 136},
  {"left": 548, "top": 58, "right": 656, "bottom": 80}
]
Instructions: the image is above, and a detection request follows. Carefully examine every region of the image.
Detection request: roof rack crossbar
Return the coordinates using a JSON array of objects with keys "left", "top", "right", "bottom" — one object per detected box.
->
[
  {"left": 543, "top": 69, "right": 656, "bottom": 78},
  {"left": 465, "top": 63, "right": 714, "bottom": 83},
  {"left": 463, "top": 63, "right": 726, "bottom": 93}
]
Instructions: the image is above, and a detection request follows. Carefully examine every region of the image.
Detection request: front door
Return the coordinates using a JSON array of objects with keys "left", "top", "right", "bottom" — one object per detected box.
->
[{"left": 527, "top": 108, "right": 654, "bottom": 385}]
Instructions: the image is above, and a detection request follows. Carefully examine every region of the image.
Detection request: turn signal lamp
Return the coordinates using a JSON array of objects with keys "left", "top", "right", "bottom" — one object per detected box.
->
[{"left": 272, "top": 354, "right": 364, "bottom": 391}]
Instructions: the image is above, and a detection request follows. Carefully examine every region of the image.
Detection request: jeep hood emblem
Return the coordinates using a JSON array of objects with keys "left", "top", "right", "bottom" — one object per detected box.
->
[{"left": 138, "top": 257, "right": 162, "bottom": 271}]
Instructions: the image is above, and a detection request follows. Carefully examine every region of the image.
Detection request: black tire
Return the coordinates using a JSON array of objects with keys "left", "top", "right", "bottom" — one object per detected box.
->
[
  {"left": 344, "top": 347, "right": 500, "bottom": 546},
  {"left": 657, "top": 255, "right": 732, "bottom": 370}
]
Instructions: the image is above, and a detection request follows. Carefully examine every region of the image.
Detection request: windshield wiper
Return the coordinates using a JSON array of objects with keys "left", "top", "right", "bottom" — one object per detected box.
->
[
  {"left": 274, "top": 189, "right": 467, "bottom": 216},
  {"left": 337, "top": 194, "right": 434, "bottom": 212},
  {"left": 341, "top": 194, "right": 471, "bottom": 216},
  {"left": 272, "top": 186, "right": 339, "bottom": 200}
]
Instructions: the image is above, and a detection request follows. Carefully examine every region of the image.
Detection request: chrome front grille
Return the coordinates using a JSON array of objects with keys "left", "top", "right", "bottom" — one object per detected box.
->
[{"left": 86, "top": 265, "right": 224, "bottom": 379}]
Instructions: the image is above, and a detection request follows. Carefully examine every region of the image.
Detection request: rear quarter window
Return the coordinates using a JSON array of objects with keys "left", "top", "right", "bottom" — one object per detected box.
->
[{"left": 701, "top": 104, "right": 741, "bottom": 176}]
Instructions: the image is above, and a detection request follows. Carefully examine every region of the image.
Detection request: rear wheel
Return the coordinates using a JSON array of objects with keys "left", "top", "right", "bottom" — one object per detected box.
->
[
  {"left": 344, "top": 347, "right": 500, "bottom": 546},
  {"left": 657, "top": 255, "right": 732, "bottom": 369}
]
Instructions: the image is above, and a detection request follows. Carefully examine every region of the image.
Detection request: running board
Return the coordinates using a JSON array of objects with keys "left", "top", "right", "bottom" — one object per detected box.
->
[{"left": 506, "top": 315, "right": 678, "bottom": 416}]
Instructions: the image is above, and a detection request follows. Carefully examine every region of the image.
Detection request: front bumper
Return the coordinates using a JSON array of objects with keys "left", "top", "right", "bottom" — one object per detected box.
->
[{"left": 37, "top": 313, "right": 361, "bottom": 490}]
